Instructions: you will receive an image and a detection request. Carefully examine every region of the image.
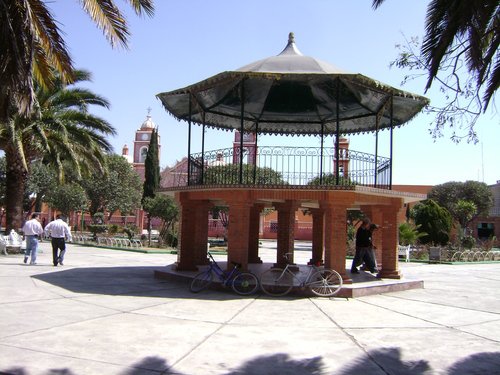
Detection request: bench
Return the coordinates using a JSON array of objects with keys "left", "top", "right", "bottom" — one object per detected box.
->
[
  {"left": 398, "top": 245, "right": 410, "bottom": 262},
  {"left": 0, "top": 230, "right": 25, "bottom": 255}
]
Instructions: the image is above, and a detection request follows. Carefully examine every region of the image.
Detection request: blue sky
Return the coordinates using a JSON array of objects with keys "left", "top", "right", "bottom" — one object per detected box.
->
[{"left": 48, "top": 0, "right": 499, "bottom": 186}]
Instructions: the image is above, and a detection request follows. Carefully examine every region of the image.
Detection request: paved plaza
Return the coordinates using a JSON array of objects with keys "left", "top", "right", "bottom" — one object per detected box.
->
[{"left": 0, "top": 241, "right": 499, "bottom": 375}]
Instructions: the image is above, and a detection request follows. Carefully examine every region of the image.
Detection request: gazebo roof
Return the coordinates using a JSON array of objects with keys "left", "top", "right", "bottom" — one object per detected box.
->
[
  {"left": 236, "top": 33, "right": 347, "bottom": 74},
  {"left": 157, "top": 33, "right": 429, "bottom": 136}
]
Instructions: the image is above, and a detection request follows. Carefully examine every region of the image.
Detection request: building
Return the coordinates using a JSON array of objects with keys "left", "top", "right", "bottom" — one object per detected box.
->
[
  {"left": 471, "top": 181, "right": 500, "bottom": 245},
  {"left": 123, "top": 112, "right": 161, "bottom": 181}
]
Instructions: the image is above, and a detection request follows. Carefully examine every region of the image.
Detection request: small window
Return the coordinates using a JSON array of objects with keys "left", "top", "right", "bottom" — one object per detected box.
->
[{"left": 139, "top": 147, "right": 148, "bottom": 163}]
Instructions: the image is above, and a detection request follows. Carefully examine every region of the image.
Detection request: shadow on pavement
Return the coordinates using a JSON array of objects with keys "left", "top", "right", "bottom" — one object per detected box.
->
[
  {"left": 32, "top": 266, "right": 192, "bottom": 299},
  {"left": 4, "top": 350, "right": 499, "bottom": 375},
  {"left": 31, "top": 266, "right": 267, "bottom": 301}
]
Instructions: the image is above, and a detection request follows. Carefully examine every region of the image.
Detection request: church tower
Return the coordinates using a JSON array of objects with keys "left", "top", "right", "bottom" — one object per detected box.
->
[
  {"left": 334, "top": 137, "right": 349, "bottom": 177},
  {"left": 133, "top": 112, "right": 161, "bottom": 181},
  {"left": 232, "top": 131, "right": 257, "bottom": 165}
]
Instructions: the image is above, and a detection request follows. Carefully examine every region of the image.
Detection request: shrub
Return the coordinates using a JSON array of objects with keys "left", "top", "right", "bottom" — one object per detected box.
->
[
  {"left": 461, "top": 235, "right": 476, "bottom": 249},
  {"left": 87, "top": 224, "right": 107, "bottom": 240},
  {"left": 399, "top": 222, "right": 426, "bottom": 246},
  {"left": 122, "top": 225, "right": 138, "bottom": 240},
  {"left": 108, "top": 224, "right": 120, "bottom": 235}
]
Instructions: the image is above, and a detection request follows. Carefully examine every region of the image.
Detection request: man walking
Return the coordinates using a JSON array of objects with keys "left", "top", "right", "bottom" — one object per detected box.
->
[
  {"left": 44, "top": 215, "right": 72, "bottom": 266},
  {"left": 351, "top": 217, "right": 375, "bottom": 274},
  {"left": 22, "top": 213, "right": 44, "bottom": 265}
]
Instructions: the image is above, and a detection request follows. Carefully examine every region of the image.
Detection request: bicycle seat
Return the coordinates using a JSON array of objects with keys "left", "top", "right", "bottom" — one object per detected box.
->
[{"left": 231, "top": 261, "right": 242, "bottom": 268}]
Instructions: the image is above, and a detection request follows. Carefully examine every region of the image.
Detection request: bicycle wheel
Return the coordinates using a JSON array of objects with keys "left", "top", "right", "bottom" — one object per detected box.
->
[
  {"left": 259, "top": 268, "right": 294, "bottom": 296},
  {"left": 232, "top": 272, "right": 259, "bottom": 295},
  {"left": 190, "top": 270, "right": 214, "bottom": 293},
  {"left": 308, "top": 269, "right": 343, "bottom": 297}
]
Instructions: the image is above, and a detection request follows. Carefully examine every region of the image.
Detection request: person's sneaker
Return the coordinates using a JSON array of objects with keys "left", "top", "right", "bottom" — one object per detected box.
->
[
  {"left": 30, "top": 262, "right": 37, "bottom": 265},
  {"left": 59, "top": 260, "right": 64, "bottom": 266},
  {"left": 351, "top": 268, "right": 359, "bottom": 274},
  {"left": 23, "top": 257, "right": 28, "bottom": 264}
]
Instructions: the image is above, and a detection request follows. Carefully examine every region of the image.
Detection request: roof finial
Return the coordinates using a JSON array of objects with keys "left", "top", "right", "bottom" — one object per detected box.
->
[
  {"left": 147, "top": 106, "right": 152, "bottom": 116},
  {"left": 278, "top": 32, "right": 302, "bottom": 56}
]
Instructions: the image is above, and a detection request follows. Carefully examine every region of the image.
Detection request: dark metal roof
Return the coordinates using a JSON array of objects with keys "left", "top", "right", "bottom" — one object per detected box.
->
[{"left": 157, "top": 33, "right": 429, "bottom": 136}]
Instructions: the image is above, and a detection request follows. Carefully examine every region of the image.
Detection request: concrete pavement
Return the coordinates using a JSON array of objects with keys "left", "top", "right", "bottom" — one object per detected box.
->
[{"left": 0, "top": 241, "right": 499, "bottom": 374}]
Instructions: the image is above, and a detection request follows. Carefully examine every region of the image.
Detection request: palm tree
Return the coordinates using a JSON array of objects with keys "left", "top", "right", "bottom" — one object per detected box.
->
[
  {"left": 373, "top": 0, "right": 498, "bottom": 110},
  {"left": 0, "top": 0, "right": 154, "bottom": 123},
  {"left": 1, "top": 69, "right": 116, "bottom": 231}
]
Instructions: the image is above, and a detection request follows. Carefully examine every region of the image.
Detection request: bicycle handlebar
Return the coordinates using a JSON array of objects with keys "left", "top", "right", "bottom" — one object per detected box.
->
[{"left": 208, "top": 251, "right": 241, "bottom": 269}]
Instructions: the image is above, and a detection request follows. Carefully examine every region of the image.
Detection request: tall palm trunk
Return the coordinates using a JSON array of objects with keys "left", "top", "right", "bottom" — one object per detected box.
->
[{"left": 5, "top": 145, "right": 28, "bottom": 232}]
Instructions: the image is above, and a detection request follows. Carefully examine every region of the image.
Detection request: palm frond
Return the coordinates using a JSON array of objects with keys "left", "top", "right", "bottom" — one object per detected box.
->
[
  {"left": 483, "top": 57, "right": 499, "bottom": 109},
  {"left": 27, "top": 0, "right": 74, "bottom": 84},
  {"left": 371, "top": 0, "right": 385, "bottom": 10},
  {"left": 0, "top": 0, "right": 36, "bottom": 117},
  {"left": 422, "top": 0, "right": 463, "bottom": 92},
  {"left": 422, "top": 0, "right": 499, "bottom": 104},
  {"left": 51, "top": 88, "right": 111, "bottom": 112},
  {"left": 128, "top": 0, "right": 154, "bottom": 17},
  {"left": 80, "top": 0, "right": 130, "bottom": 49}
]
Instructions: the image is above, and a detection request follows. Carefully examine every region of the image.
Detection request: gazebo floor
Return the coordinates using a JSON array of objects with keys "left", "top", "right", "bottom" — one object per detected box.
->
[{"left": 154, "top": 241, "right": 423, "bottom": 298}]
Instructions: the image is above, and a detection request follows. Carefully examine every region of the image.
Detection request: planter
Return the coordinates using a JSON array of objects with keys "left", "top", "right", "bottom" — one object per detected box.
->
[{"left": 429, "top": 247, "right": 441, "bottom": 262}]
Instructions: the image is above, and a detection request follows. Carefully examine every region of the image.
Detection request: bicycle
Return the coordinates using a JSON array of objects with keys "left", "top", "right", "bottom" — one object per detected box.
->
[
  {"left": 190, "top": 252, "right": 259, "bottom": 295},
  {"left": 259, "top": 253, "right": 343, "bottom": 297}
]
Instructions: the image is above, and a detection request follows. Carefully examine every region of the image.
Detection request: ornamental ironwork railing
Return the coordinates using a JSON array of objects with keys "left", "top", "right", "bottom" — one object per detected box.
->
[{"left": 175, "top": 145, "right": 390, "bottom": 189}]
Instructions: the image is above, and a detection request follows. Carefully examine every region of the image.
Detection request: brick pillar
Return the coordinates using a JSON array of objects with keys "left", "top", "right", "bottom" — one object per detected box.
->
[
  {"left": 192, "top": 200, "right": 211, "bottom": 266},
  {"left": 378, "top": 201, "right": 404, "bottom": 279},
  {"left": 175, "top": 195, "right": 199, "bottom": 271},
  {"left": 248, "top": 204, "right": 264, "bottom": 264},
  {"left": 273, "top": 201, "right": 299, "bottom": 267},
  {"left": 227, "top": 200, "right": 253, "bottom": 271},
  {"left": 309, "top": 208, "right": 324, "bottom": 265},
  {"left": 322, "top": 202, "right": 351, "bottom": 283}
]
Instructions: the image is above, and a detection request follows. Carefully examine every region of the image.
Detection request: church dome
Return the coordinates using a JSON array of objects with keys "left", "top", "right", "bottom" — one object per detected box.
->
[{"left": 140, "top": 114, "right": 156, "bottom": 130}]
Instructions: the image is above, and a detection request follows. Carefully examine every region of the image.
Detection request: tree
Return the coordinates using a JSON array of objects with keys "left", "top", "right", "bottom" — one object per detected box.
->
[
  {"left": 373, "top": 0, "right": 499, "bottom": 142},
  {"left": 307, "top": 173, "right": 354, "bottom": 186},
  {"left": 25, "top": 161, "right": 57, "bottom": 213},
  {"left": 428, "top": 181, "right": 493, "bottom": 226},
  {"left": 45, "top": 183, "right": 88, "bottom": 219},
  {"left": 102, "top": 155, "right": 142, "bottom": 220},
  {"left": 413, "top": 199, "right": 453, "bottom": 246},
  {"left": 142, "top": 128, "right": 160, "bottom": 202},
  {"left": 0, "top": 157, "right": 5, "bottom": 227},
  {"left": 454, "top": 199, "right": 477, "bottom": 235},
  {"left": 0, "top": 0, "right": 154, "bottom": 124},
  {"left": 82, "top": 154, "right": 142, "bottom": 220},
  {"left": 204, "top": 164, "right": 286, "bottom": 185},
  {"left": 142, "top": 195, "right": 179, "bottom": 247},
  {"left": 1, "top": 0, "right": 153, "bottom": 230},
  {"left": 0, "top": 69, "right": 115, "bottom": 232},
  {"left": 141, "top": 128, "right": 160, "bottom": 244}
]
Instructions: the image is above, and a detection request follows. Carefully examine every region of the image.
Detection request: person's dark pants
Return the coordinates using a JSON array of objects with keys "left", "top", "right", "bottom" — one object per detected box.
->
[
  {"left": 51, "top": 238, "right": 66, "bottom": 266},
  {"left": 362, "top": 249, "right": 377, "bottom": 272},
  {"left": 351, "top": 246, "right": 371, "bottom": 272}
]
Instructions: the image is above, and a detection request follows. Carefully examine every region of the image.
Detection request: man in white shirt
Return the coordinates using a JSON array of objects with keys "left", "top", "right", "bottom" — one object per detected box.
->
[
  {"left": 44, "top": 215, "right": 73, "bottom": 266},
  {"left": 22, "top": 213, "right": 44, "bottom": 265}
]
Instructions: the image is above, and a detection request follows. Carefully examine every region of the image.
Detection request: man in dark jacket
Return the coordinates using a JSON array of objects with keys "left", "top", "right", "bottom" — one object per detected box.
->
[{"left": 351, "top": 217, "right": 375, "bottom": 273}]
